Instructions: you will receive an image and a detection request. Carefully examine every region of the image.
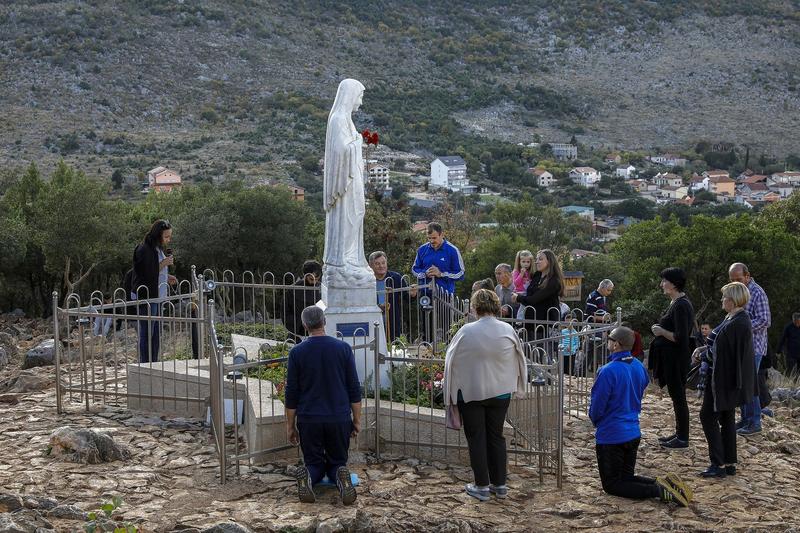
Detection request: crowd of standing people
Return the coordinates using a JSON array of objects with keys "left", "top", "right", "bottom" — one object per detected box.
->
[{"left": 126, "top": 217, "right": 793, "bottom": 507}]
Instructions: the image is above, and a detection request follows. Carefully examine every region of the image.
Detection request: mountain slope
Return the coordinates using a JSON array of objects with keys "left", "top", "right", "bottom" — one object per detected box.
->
[{"left": 0, "top": 0, "right": 797, "bottom": 182}]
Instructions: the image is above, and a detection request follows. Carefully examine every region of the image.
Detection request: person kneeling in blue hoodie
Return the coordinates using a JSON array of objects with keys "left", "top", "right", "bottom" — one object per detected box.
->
[{"left": 590, "top": 326, "right": 691, "bottom": 507}]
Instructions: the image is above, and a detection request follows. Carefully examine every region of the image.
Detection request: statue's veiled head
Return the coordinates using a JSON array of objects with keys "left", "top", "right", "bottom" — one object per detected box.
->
[{"left": 330, "top": 78, "right": 365, "bottom": 115}]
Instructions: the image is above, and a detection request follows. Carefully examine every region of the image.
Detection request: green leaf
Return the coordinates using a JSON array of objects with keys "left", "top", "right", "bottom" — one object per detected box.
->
[
  {"left": 111, "top": 495, "right": 123, "bottom": 508},
  {"left": 84, "top": 524, "right": 96, "bottom": 533},
  {"left": 88, "top": 512, "right": 97, "bottom": 521},
  {"left": 101, "top": 503, "right": 115, "bottom": 516}
]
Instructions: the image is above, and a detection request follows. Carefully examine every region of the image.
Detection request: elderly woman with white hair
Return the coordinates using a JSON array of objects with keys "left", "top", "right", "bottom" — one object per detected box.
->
[
  {"left": 444, "top": 289, "right": 528, "bottom": 501},
  {"left": 697, "top": 281, "right": 755, "bottom": 478}
]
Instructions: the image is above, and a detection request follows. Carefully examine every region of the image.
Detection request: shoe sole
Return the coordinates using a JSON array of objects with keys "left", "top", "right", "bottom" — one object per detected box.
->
[
  {"left": 337, "top": 468, "right": 357, "bottom": 505},
  {"left": 295, "top": 466, "right": 316, "bottom": 503},
  {"left": 656, "top": 477, "right": 689, "bottom": 507},
  {"left": 664, "top": 473, "right": 693, "bottom": 502}
]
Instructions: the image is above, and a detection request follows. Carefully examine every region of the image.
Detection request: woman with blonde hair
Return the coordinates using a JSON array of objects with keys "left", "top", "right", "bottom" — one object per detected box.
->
[
  {"left": 696, "top": 281, "right": 755, "bottom": 478},
  {"left": 444, "top": 289, "right": 527, "bottom": 501},
  {"left": 513, "top": 249, "right": 565, "bottom": 340}
]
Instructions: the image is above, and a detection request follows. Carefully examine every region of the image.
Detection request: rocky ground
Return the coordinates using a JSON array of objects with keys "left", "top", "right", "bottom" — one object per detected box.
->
[{"left": 2, "top": 315, "right": 800, "bottom": 532}]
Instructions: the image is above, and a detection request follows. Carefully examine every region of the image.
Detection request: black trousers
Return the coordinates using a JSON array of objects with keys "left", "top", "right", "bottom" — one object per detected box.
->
[
  {"left": 458, "top": 397, "right": 510, "bottom": 487},
  {"left": 666, "top": 374, "right": 690, "bottom": 440},
  {"left": 297, "top": 420, "right": 351, "bottom": 485},
  {"left": 595, "top": 437, "right": 660, "bottom": 499},
  {"left": 699, "top": 378, "right": 737, "bottom": 466}
]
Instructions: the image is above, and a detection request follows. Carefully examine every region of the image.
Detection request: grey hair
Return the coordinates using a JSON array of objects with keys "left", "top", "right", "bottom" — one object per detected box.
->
[
  {"left": 599, "top": 279, "right": 614, "bottom": 290},
  {"left": 495, "top": 263, "right": 512, "bottom": 273},
  {"left": 301, "top": 305, "right": 325, "bottom": 331},
  {"left": 368, "top": 250, "right": 387, "bottom": 263},
  {"left": 793, "top": 312, "right": 800, "bottom": 321},
  {"left": 729, "top": 262, "right": 750, "bottom": 275}
]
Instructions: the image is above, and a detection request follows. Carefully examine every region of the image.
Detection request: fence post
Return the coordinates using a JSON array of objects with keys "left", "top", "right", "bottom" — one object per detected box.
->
[
  {"left": 431, "top": 284, "right": 438, "bottom": 353},
  {"left": 209, "top": 300, "right": 226, "bottom": 484},
  {"left": 53, "top": 292, "right": 62, "bottom": 414},
  {"left": 196, "top": 275, "right": 205, "bottom": 361},
  {"left": 557, "top": 339, "right": 565, "bottom": 489},
  {"left": 77, "top": 312, "right": 90, "bottom": 412},
  {"left": 373, "top": 321, "right": 381, "bottom": 461}
]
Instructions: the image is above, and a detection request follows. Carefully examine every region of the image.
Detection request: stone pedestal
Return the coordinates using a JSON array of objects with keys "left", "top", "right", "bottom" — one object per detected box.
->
[{"left": 319, "top": 281, "right": 389, "bottom": 387}]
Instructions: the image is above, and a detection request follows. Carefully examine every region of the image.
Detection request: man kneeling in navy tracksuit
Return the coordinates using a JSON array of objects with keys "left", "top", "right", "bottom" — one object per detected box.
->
[
  {"left": 590, "top": 326, "right": 691, "bottom": 507},
  {"left": 285, "top": 305, "right": 362, "bottom": 505}
]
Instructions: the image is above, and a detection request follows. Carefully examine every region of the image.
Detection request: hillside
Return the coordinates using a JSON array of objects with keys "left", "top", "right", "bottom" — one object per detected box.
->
[{"left": 0, "top": 0, "right": 798, "bottom": 185}]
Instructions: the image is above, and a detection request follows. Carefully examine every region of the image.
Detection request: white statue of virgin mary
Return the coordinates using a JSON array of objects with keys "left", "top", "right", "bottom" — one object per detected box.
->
[{"left": 322, "top": 79, "right": 375, "bottom": 288}]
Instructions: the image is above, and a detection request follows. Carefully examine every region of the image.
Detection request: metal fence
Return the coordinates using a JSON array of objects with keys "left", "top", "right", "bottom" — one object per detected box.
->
[{"left": 53, "top": 270, "right": 622, "bottom": 487}]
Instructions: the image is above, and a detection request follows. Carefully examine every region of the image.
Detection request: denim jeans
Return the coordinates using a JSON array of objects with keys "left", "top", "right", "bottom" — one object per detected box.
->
[
  {"left": 138, "top": 302, "right": 161, "bottom": 363},
  {"left": 740, "top": 352, "right": 763, "bottom": 429}
]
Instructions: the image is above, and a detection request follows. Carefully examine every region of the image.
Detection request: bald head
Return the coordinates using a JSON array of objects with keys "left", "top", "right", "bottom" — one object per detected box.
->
[{"left": 609, "top": 326, "right": 635, "bottom": 351}]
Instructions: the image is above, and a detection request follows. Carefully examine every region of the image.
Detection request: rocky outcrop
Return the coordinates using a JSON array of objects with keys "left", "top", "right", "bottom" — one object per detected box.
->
[
  {"left": 22, "top": 339, "right": 56, "bottom": 369},
  {"left": 48, "top": 426, "right": 131, "bottom": 464}
]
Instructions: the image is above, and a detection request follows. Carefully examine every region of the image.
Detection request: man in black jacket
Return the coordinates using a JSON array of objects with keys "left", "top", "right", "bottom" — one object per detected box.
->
[{"left": 778, "top": 313, "right": 800, "bottom": 376}]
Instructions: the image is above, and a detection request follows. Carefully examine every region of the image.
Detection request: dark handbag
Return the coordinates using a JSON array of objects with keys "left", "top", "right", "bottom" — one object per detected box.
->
[
  {"left": 686, "top": 362, "right": 702, "bottom": 390},
  {"left": 445, "top": 404, "right": 462, "bottom": 430}
]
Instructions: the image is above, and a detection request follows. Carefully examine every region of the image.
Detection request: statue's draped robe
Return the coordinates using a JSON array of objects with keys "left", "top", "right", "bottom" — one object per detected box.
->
[{"left": 322, "top": 79, "right": 371, "bottom": 286}]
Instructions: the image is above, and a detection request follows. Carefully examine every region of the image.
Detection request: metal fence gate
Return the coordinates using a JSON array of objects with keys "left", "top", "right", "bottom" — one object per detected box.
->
[{"left": 54, "top": 269, "right": 621, "bottom": 487}]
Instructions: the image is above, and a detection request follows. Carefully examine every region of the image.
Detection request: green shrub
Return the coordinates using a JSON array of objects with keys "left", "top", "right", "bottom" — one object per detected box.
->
[{"left": 214, "top": 322, "right": 289, "bottom": 344}]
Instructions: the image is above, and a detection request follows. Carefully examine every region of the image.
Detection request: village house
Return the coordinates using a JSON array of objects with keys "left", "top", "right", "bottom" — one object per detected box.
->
[
  {"left": 741, "top": 174, "right": 768, "bottom": 185},
  {"left": 262, "top": 179, "right": 305, "bottom": 201},
  {"left": 285, "top": 182, "right": 305, "bottom": 202},
  {"left": 568, "top": 166, "right": 600, "bottom": 188},
  {"left": 529, "top": 167, "right": 555, "bottom": 188},
  {"left": 654, "top": 172, "right": 684, "bottom": 188},
  {"left": 649, "top": 153, "right": 688, "bottom": 168},
  {"left": 147, "top": 166, "right": 182, "bottom": 192},
  {"left": 770, "top": 171, "right": 800, "bottom": 185},
  {"left": 657, "top": 185, "right": 689, "bottom": 200},
  {"left": 629, "top": 179, "right": 656, "bottom": 193},
  {"left": 702, "top": 169, "right": 730, "bottom": 181},
  {"left": 699, "top": 170, "right": 735, "bottom": 198},
  {"left": 615, "top": 165, "right": 636, "bottom": 179},
  {"left": 431, "top": 155, "right": 471, "bottom": 192},
  {"left": 367, "top": 162, "right": 390, "bottom": 190},
  {"left": 551, "top": 143, "right": 578, "bottom": 161},
  {"left": 766, "top": 172, "right": 800, "bottom": 198},
  {"left": 689, "top": 174, "right": 706, "bottom": 192},
  {"left": 605, "top": 152, "right": 622, "bottom": 165}
]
